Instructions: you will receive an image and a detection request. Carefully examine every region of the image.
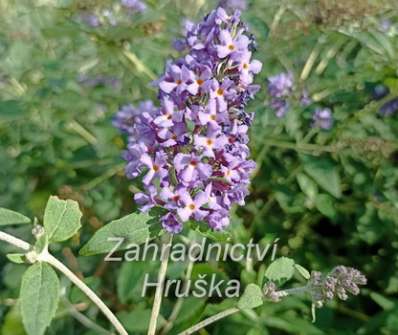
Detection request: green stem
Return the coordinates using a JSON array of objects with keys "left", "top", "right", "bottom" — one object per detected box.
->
[
  {"left": 147, "top": 233, "right": 173, "bottom": 335},
  {"left": 177, "top": 307, "right": 240, "bottom": 335},
  {"left": 161, "top": 258, "right": 194, "bottom": 334},
  {"left": 63, "top": 299, "right": 114, "bottom": 335}
]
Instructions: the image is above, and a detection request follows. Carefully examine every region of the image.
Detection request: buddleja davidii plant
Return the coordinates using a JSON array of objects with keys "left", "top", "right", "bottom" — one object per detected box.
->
[
  {"left": 0, "top": 196, "right": 155, "bottom": 335},
  {"left": 0, "top": 4, "right": 369, "bottom": 335}
]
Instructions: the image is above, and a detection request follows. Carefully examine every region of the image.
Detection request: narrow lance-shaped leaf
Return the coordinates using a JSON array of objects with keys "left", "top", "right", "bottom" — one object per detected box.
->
[
  {"left": 43, "top": 196, "right": 82, "bottom": 242},
  {"left": 79, "top": 212, "right": 152, "bottom": 256},
  {"left": 20, "top": 262, "right": 60, "bottom": 335},
  {"left": 294, "top": 264, "right": 311, "bottom": 280},
  {"left": 0, "top": 208, "right": 31, "bottom": 226}
]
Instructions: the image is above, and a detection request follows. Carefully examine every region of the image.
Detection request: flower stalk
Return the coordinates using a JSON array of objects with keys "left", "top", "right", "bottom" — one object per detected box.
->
[
  {"left": 177, "top": 307, "right": 240, "bottom": 335},
  {"left": 147, "top": 233, "right": 173, "bottom": 335}
]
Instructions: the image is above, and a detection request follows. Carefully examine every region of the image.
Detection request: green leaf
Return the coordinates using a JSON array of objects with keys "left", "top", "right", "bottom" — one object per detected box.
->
[
  {"left": 314, "top": 194, "right": 337, "bottom": 218},
  {"left": 118, "top": 308, "right": 165, "bottom": 333},
  {"left": 370, "top": 292, "right": 395, "bottom": 311},
  {"left": 247, "top": 329, "right": 268, "bottom": 335},
  {"left": 297, "top": 173, "right": 318, "bottom": 200},
  {"left": 20, "top": 263, "right": 60, "bottom": 335},
  {"left": 7, "top": 253, "right": 26, "bottom": 264},
  {"left": 174, "top": 298, "right": 206, "bottom": 325},
  {"left": 294, "top": 264, "right": 311, "bottom": 280},
  {"left": 0, "top": 208, "right": 31, "bottom": 226},
  {"left": 79, "top": 212, "right": 151, "bottom": 256},
  {"left": 117, "top": 261, "right": 148, "bottom": 304},
  {"left": 303, "top": 156, "right": 342, "bottom": 198},
  {"left": 0, "top": 100, "right": 26, "bottom": 122},
  {"left": 34, "top": 234, "right": 49, "bottom": 254},
  {"left": 3, "top": 264, "right": 26, "bottom": 290},
  {"left": 1, "top": 306, "right": 26, "bottom": 335},
  {"left": 43, "top": 196, "right": 82, "bottom": 243},
  {"left": 34, "top": 0, "right": 73, "bottom": 7},
  {"left": 238, "top": 283, "right": 263, "bottom": 310},
  {"left": 264, "top": 257, "right": 295, "bottom": 283}
]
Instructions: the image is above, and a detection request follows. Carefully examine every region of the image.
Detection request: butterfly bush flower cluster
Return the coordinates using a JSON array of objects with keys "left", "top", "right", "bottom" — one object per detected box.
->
[{"left": 114, "top": 7, "right": 262, "bottom": 233}]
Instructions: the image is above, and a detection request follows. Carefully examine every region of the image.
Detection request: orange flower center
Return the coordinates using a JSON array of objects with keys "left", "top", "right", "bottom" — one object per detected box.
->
[
  {"left": 217, "top": 88, "right": 224, "bottom": 96},
  {"left": 176, "top": 79, "right": 182, "bottom": 85},
  {"left": 189, "top": 203, "right": 196, "bottom": 210},
  {"left": 228, "top": 44, "right": 235, "bottom": 51},
  {"left": 206, "top": 139, "right": 214, "bottom": 146},
  {"left": 153, "top": 164, "right": 160, "bottom": 172},
  {"left": 196, "top": 79, "right": 204, "bottom": 85}
]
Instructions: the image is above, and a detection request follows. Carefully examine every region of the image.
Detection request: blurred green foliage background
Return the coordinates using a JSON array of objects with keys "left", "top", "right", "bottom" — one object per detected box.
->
[{"left": 1, "top": 0, "right": 398, "bottom": 334}]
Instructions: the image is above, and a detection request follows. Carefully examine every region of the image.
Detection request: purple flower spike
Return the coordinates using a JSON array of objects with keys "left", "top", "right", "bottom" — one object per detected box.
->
[
  {"left": 267, "top": 72, "right": 294, "bottom": 117},
  {"left": 114, "top": 6, "right": 262, "bottom": 233},
  {"left": 312, "top": 108, "right": 333, "bottom": 130},
  {"left": 268, "top": 72, "right": 294, "bottom": 98}
]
